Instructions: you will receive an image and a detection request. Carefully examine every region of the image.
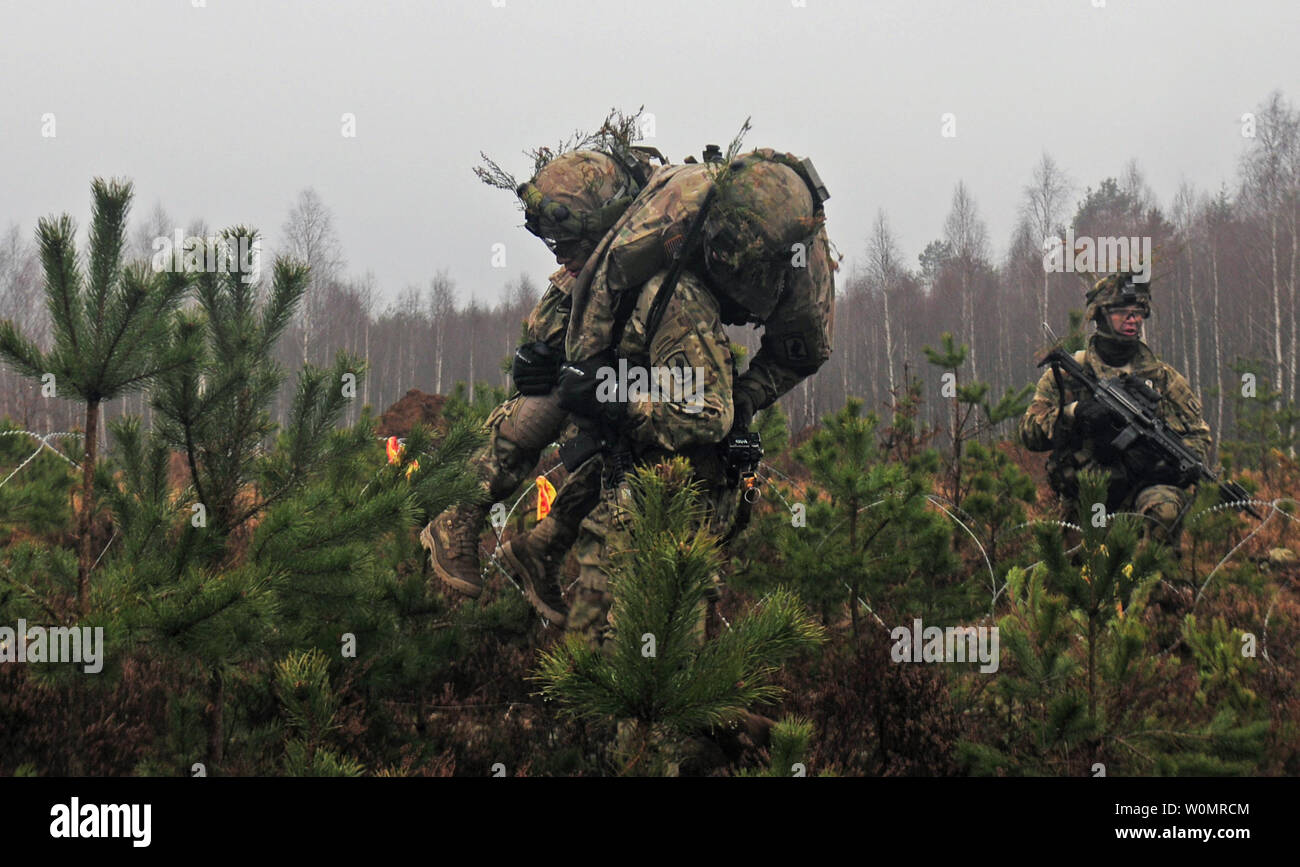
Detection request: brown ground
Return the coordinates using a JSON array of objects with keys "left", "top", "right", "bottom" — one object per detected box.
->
[{"left": 377, "top": 389, "right": 449, "bottom": 438}]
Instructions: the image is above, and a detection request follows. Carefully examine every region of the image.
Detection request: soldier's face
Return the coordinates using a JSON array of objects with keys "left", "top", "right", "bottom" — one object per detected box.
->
[
  {"left": 1106, "top": 306, "right": 1146, "bottom": 338},
  {"left": 552, "top": 238, "right": 591, "bottom": 274}
]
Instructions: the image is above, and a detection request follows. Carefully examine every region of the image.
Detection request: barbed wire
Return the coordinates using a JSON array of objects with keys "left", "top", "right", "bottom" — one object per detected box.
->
[
  {"left": 9, "top": 427, "right": 1295, "bottom": 636},
  {"left": 1194, "top": 497, "right": 1298, "bottom": 605},
  {"left": 0, "top": 430, "right": 83, "bottom": 489},
  {"left": 751, "top": 462, "right": 1297, "bottom": 625}
]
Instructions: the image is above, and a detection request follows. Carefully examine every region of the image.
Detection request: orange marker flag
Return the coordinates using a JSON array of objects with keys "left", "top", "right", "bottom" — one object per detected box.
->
[
  {"left": 386, "top": 436, "right": 402, "bottom": 464},
  {"left": 536, "top": 475, "right": 557, "bottom": 521}
]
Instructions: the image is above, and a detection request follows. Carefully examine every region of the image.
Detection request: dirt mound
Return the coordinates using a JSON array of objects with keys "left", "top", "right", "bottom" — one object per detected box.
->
[{"left": 378, "top": 389, "right": 449, "bottom": 438}]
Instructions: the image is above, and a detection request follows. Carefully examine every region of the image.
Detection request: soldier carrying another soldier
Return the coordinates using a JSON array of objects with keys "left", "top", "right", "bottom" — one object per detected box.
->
[{"left": 427, "top": 128, "right": 835, "bottom": 639}]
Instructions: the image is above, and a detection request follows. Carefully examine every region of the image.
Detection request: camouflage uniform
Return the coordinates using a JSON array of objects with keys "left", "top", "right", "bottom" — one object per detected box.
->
[
  {"left": 552, "top": 161, "right": 721, "bottom": 636},
  {"left": 561, "top": 151, "right": 836, "bottom": 641},
  {"left": 566, "top": 267, "right": 741, "bottom": 639},
  {"left": 566, "top": 163, "right": 715, "bottom": 364},
  {"left": 425, "top": 149, "right": 666, "bottom": 611},
  {"left": 1020, "top": 325, "right": 1211, "bottom": 545},
  {"left": 565, "top": 149, "right": 834, "bottom": 379},
  {"left": 732, "top": 224, "right": 835, "bottom": 417},
  {"left": 471, "top": 266, "right": 575, "bottom": 505}
]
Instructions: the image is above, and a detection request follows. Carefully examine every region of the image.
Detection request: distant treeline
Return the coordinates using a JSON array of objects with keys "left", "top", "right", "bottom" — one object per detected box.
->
[{"left": 2, "top": 92, "right": 1296, "bottom": 454}]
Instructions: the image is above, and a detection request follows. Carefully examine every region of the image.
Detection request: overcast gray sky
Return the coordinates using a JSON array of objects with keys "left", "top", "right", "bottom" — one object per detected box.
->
[{"left": 2, "top": 0, "right": 1296, "bottom": 308}]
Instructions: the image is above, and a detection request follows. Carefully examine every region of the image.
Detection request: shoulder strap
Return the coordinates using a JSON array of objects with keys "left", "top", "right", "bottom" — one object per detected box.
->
[{"left": 609, "top": 184, "right": 718, "bottom": 351}]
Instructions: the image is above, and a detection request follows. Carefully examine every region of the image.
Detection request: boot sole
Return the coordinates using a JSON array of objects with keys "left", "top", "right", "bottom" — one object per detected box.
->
[
  {"left": 420, "top": 522, "right": 483, "bottom": 599},
  {"left": 500, "top": 540, "right": 568, "bottom": 627}
]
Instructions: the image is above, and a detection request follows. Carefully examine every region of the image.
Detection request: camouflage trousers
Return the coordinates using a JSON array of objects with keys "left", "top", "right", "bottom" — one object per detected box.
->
[
  {"left": 1064, "top": 482, "right": 1192, "bottom": 548},
  {"left": 1127, "top": 484, "right": 1193, "bottom": 548},
  {"left": 1049, "top": 451, "right": 1193, "bottom": 548},
  {"left": 471, "top": 390, "right": 606, "bottom": 578},
  {"left": 568, "top": 459, "right": 741, "bottom": 646},
  {"left": 473, "top": 393, "right": 743, "bottom": 641},
  {"left": 474, "top": 391, "right": 574, "bottom": 503}
]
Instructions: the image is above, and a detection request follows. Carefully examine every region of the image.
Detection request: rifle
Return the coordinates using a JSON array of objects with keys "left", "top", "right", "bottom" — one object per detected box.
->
[{"left": 1039, "top": 347, "right": 1262, "bottom": 519}]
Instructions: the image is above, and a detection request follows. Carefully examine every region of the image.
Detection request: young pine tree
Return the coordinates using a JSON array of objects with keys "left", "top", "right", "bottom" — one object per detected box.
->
[
  {"left": 958, "top": 471, "right": 1267, "bottom": 775},
  {"left": 532, "top": 459, "right": 824, "bottom": 775},
  {"left": 922, "top": 331, "right": 1033, "bottom": 510},
  {"left": 0, "top": 179, "right": 194, "bottom": 613},
  {"left": 735, "top": 398, "right": 961, "bottom": 634},
  {"left": 98, "top": 233, "right": 483, "bottom": 773}
]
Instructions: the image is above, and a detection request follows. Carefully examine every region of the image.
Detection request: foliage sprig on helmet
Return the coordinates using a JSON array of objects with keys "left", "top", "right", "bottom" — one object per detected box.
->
[{"left": 474, "top": 108, "right": 661, "bottom": 255}]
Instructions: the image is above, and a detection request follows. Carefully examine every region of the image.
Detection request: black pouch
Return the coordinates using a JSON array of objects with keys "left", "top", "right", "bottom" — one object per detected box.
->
[{"left": 722, "top": 429, "right": 764, "bottom": 488}]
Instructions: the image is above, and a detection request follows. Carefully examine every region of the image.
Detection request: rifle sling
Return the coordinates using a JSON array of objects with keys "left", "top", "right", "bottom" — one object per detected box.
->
[
  {"left": 1049, "top": 358, "right": 1067, "bottom": 440},
  {"left": 610, "top": 185, "right": 718, "bottom": 351}
]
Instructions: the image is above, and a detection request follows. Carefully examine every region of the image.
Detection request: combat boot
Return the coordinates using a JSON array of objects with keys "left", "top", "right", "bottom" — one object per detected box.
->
[
  {"left": 500, "top": 516, "right": 577, "bottom": 626},
  {"left": 421, "top": 502, "right": 489, "bottom": 598}
]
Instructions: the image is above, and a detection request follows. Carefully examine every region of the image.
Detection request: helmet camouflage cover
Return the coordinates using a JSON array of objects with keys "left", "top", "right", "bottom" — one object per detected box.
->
[
  {"left": 702, "top": 149, "right": 820, "bottom": 320},
  {"left": 516, "top": 150, "right": 640, "bottom": 249},
  {"left": 1085, "top": 271, "right": 1152, "bottom": 331}
]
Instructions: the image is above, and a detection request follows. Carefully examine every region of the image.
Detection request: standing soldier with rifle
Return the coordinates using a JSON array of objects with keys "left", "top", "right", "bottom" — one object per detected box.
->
[{"left": 1019, "top": 272, "right": 1242, "bottom": 548}]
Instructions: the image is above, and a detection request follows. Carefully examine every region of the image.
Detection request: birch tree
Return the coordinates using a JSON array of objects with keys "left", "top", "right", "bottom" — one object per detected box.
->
[
  {"left": 866, "top": 209, "right": 903, "bottom": 396},
  {"left": 1022, "top": 152, "right": 1071, "bottom": 328},
  {"left": 281, "top": 188, "right": 344, "bottom": 368},
  {"left": 943, "top": 182, "right": 990, "bottom": 383}
]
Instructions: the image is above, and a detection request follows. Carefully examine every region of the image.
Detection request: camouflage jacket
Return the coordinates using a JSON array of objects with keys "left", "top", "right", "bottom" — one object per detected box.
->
[
  {"left": 733, "top": 224, "right": 835, "bottom": 414},
  {"left": 1019, "top": 335, "right": 1212, "bottom": 498},
  {"left": 525, "top": 267, "right": 576, "bottom": 350},
  {"left": 566, "top": 163, "right": 711, "bottom": 364},
  {"left": 565, "top": 161, "right": 834, "bottom": 417},
  {"left": 611, "top": 267, "right": 734, "bottom": 456}
]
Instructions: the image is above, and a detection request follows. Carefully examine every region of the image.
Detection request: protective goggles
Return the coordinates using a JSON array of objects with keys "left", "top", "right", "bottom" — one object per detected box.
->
[{"left": 1105, "top": 305, "right": 1149, "bottom": 321}]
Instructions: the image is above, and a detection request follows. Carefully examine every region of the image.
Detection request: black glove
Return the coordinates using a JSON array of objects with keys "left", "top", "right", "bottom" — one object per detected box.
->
[
  {"left": 1130, "top": 451, "right": 1200, "bottom": 489},
  {"left": 556, "top": 354, "right": 623, "bottom": 424},
  {"left": 512, "top": 341, "right": 560, "bottom": 396},
  {"left": 1071, "top": 395, "right": 1115, "bottom": 436},
  {"left": 730, "top": 390, "right": 757, "bottom": 435},
  {"left": 1171, "top": 462, "right": 1201, "bottom": 488}
]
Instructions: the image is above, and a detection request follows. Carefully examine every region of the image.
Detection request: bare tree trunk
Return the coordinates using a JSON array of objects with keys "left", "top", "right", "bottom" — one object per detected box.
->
[
  {"left": 1288, "top": 213, "right": 1297, "bottom": 453},
  {"left": 1187, "top": 246, "right": 1201, "bottom": 389},
  {"left": 1176, "top": 276, "right": 1190, "bottom": 380},
  {"left": 840, "top": 318, "right": 850, "bottom": 404},
  {"left": 363, "top": 316, "right": 371, "bottom": 409},
  {"left": 76, "top": 399, "right": 100, "bottom": 616},
  {"left": 1211, "top": 242, "right": 1224, "bottom": 455},
  {"left": 963, "top": 269, "right": 978, "bottom": 382},
  {"left": 301, "top": 298, "right": 312, "bottom": 369},
  {"left": 882, "top": 287, "right": 896, "bottom": 396},
  {"left": 1041, "top": 271, "right": 1050, "bottom": 341},
  {"left": 1271, "top": 214, "right": 1283, "bottom": 408},
  {"left": 206, "top": 667, "right": 224, "bottom": 771}
]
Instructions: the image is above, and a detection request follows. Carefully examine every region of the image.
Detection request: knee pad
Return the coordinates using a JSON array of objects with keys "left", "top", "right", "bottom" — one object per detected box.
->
[{"left": 496, "top": 392, "right": 568, "bottom": 452}]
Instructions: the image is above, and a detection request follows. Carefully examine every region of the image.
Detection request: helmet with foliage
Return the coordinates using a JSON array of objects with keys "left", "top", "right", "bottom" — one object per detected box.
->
[
  {"left": 702, "top": 150, "right": 822, "bottom": 321},
  {"left": 516, "top": 150, "right": 641, "bottom": 254},
  {"left": 474, "top": 108, "right": 661, "bottom": 261},
  {"left": 1085, "top": 271, "right": 1152, "bottom": 335}
]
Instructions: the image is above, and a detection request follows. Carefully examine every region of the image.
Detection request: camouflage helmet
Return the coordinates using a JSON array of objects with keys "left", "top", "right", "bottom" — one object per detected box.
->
[
  {"left": 702, "top": 151, "right": 819, "bottom": 320},
  {"left": 516, "top": 150, "right": 640, "bottom": 252},
  {"left": 1085, "top": 272, "right": 1151, "bottom": 336}
]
